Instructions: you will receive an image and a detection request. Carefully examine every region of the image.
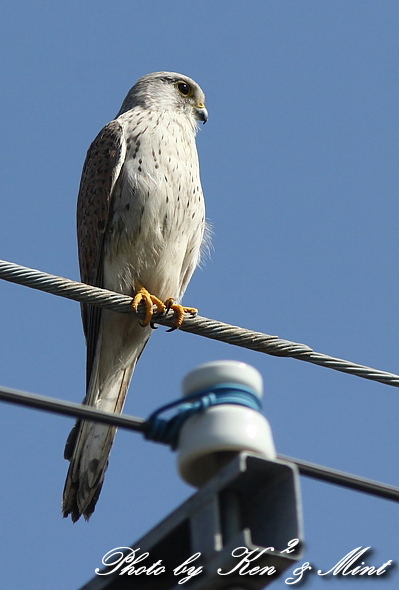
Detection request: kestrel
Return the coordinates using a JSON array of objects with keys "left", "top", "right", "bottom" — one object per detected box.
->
[{"left": 62, "top": 72, "right": 208, "bottom": 521}]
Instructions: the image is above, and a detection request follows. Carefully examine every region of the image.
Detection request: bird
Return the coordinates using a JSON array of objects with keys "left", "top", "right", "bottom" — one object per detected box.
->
[{"left": 62, "top": 71, "right": 208, "bottom": 522}]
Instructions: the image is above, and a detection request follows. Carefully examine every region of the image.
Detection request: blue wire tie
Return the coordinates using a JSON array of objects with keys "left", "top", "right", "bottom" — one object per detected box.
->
[{"left": 144, "top": 383, "right": 262, "bottom": 450}]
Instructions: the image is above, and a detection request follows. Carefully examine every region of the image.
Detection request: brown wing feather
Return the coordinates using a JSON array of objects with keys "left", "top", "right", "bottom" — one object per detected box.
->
[{"left": 76, "top": 120, "right": 125, "bottom": 387}]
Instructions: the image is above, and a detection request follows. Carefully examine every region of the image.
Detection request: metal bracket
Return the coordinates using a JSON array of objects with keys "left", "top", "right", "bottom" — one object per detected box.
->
[{"left": 80, "top": 452, "right": 303, "bottom": 589}]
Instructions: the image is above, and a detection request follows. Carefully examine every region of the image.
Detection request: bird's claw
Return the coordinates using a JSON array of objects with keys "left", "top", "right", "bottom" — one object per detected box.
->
[
  {"left": 132, "top": 284, "right": 166, "bottom": 327},
  {"left": 132, "top": 286, "right": 197, "bottom": 331},
  {"left": 164, "top": 298, "right": 198, "bottom": 332}
]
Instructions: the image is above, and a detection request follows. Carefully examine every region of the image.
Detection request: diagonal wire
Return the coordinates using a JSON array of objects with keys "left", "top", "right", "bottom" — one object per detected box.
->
[
  {"left": 1, "top": 383, "right": 398, "bottom": 503},
  {"left": 277, "top": 454, "right": 399, "bottom": 503},
  {"left": 1, "top": 258, "right": 399, "bottom": 387},
  {"left": 0, "top": 384, "right": 145, "bottom": 431}
]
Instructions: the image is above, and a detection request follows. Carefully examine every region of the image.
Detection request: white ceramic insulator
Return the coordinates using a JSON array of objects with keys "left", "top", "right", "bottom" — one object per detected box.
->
[{"left": 177, "top": 361, "right": 276, "bottom": 487}]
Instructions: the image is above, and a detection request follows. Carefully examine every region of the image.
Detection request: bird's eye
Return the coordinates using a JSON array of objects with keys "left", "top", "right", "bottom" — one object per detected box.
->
[{"left": 176, "top": 82, "right": 193, "bottom": 97}]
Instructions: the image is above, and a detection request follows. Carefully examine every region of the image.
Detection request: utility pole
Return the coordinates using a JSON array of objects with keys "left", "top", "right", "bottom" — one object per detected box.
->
[{"left": 79, "top": 361, "right": 304, "bottom": 589}]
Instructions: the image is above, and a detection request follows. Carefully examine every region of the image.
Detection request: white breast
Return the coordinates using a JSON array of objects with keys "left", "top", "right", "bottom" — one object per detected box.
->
[{"left": 103, "top": 109, "right": 205, "bottom": 302}]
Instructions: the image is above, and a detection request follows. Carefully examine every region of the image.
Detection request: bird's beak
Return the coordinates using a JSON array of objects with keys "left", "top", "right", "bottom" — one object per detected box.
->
[{"left": 195, "top": 103, "right": 208, "bottom": 124}]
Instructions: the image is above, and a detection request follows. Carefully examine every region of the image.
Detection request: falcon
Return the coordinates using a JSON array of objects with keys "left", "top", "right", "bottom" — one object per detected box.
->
[{"left": 62, "top": 72, "right": 208, "bottom": 521}]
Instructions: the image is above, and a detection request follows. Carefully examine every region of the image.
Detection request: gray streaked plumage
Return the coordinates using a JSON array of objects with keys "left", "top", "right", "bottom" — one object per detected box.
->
[{"left": 63, "top": 72, "right": 208, "bottom": 521}]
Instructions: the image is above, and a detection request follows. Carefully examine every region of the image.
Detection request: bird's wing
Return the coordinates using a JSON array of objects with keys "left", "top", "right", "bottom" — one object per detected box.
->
[
  {"left": 76, "top": 120, "right": 126, "bottom": 388},
  {"left": 62, "top": 120, "right": 131, "bottom": 521}
]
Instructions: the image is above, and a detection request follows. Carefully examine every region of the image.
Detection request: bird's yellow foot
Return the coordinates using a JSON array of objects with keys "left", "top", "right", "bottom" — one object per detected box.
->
[
  {"left": 132, "top": 284, "right": 166, "bottom": 327},
  {"left": 164, "top": 298, "right": 198, "bottom": 331}
]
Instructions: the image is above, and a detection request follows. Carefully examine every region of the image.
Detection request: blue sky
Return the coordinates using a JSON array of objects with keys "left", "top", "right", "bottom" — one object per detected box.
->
[{"left": 1, "top": 1, "right": 398, "bottom": 588}]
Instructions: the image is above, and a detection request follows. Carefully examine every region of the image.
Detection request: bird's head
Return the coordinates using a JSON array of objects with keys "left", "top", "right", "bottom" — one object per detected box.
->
[{"left": 117, "top": 71, "right": 208, "bottom": 125}]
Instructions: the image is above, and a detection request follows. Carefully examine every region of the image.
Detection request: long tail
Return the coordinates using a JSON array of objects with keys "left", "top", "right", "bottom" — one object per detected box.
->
[{"left": 62, "top": 314, "right": 150, "bottom": 522}]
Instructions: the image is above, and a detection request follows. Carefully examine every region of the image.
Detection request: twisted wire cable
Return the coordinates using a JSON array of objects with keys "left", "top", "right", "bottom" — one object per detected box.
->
[{"left": 1, "top": 258, "right": 399, "bottom": 388}]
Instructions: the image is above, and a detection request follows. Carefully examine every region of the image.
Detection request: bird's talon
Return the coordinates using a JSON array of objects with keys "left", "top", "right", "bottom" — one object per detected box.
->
[
  {"left": 132, "top": 286, "right": 197, "bottom": 330},
  {"left": 167, "top": 303, "right": 198, "bottom": 330},
  {"left": 132, "top": 283, "right": 166, "bottom": 327},
  {"left": 164, "top": 297, "right": 174, "bottom": 313}
]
